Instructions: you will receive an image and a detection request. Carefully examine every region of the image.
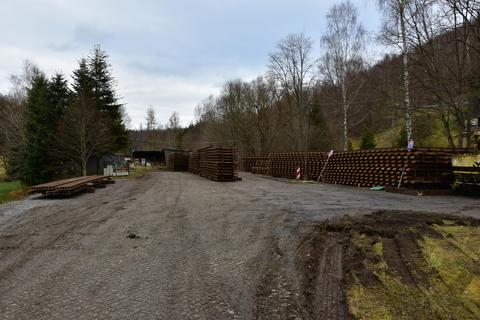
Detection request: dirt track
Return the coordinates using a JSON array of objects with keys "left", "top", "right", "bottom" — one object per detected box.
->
[{"left": 1, "top": 172, "right": 480, "bottom": 320}]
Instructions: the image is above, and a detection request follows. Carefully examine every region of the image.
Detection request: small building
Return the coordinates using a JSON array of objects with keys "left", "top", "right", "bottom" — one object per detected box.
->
[
  {"left": 132, "top": 150, "right": 165, "bottom": 165},
  {"left": 132, "top": 149, "right": 189, "bottom": 166},
  {"left": 87, "top": 154, "right": 129, "bottom": 176}
]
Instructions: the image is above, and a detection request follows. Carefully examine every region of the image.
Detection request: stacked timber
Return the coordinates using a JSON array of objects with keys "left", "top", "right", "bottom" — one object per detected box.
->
[
  {"left": 189, "top": 146, "right": 239, "bottom": 181},
  {"left": 197, "top": 146, "right": 238, "bottom": 181},
  {"left": 167, "top": 151, "right": 189, "bottom": 171},
  {"left": 241, "top": 157, "right": 269, "bottom": 172},
  {"left": 269, "top": 152, "right": 327, "bottom": 179},
  {"left": 31, "top": 175, "right": 113, "bottom": 196},
  {"left": 252, "top": 159, "right": 270, "bottom": 175},
  {"left": 188, "top": 150, "right": 200, "bottom": 174},
  {"left": 268, "top": 148, "right": 471, "bottom": 188}
]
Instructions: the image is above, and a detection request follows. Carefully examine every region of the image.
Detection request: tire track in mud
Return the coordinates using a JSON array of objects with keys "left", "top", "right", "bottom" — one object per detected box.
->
[{"left": 255, "top": 211, "right": 480, "bottom": 320}]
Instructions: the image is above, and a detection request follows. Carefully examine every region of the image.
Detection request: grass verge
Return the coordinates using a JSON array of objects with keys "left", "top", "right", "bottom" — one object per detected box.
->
[
  {"left": 346, "top": 216, "right": 480, "bottom": 319},
  {"left": 0, "top": 181, "right": 28, "bottom": 204},
  {"left": 113, "top": 165, "right": 165, "bottom": 180}
]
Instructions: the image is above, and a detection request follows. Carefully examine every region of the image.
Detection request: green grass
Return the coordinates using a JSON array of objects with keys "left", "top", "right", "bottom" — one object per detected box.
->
[
  {"left": 0, "top": 181, "right": 24, "bottom": 203},
  {"left": 113, "top": 165, "right": 164, "bottom": 180},
  {"left": 347, "top": 225, "right": 480, "bottom": 320}
]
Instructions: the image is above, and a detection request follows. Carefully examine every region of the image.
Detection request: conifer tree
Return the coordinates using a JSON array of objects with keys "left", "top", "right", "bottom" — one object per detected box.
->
[
  {"left": 22, "top": 72, "right": 71, "bottom": 184},
  {"left": 47, "top": 73, "right": 71, "bottom": 174},
  {"left": 57, "top": 56, "right": 110, "bottom": 176},
  {"left": 87, "top": 46, "right": 128, "bottom": 151},
  {"left": 23, "top": 73, "right": 51, "bottom": 184},
  {"left": 48, "top": 73, "right": 70, "bottom": 117}
]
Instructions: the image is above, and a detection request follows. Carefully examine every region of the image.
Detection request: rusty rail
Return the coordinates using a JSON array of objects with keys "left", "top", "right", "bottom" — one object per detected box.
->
[
  {"left": 31, "top": 175, "right": 114, "bottom": 196},
  {"left": 268, "top": 148, "right": 472, "bottom": 188}
]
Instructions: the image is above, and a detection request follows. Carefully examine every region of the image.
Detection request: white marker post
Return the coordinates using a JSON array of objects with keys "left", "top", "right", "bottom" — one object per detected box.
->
[
  {"left": 397, "top": 140, "right": 414, "bottom": 189},
  {"left": 317, "top": 150, "right": 334, "bottom": 183}
]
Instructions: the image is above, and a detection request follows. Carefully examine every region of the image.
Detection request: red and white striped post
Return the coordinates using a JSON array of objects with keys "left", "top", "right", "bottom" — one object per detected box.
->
[{"left": 296, "top": 167, "right": 301, "bottom": 180}]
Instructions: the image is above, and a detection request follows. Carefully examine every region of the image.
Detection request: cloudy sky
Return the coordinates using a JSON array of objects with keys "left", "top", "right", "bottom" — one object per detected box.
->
[{"left": 0, "top": 0, "right": 382, "bottom": 128}]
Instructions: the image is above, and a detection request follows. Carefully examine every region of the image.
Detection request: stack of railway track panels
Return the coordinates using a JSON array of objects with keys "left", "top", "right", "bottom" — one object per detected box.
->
[
  {"left": 240, "top": 157, "right": 269, "bottom": 172},
  {"left": 192, "top": 146, "right": 238, "bottom": 181},
  {"left": 268, "top": 148, "right": 471, "bottom": 188},
  {"left": 252, "top": 159, "right": 270, "bottom": 175},
  {"left": 188, "top": 150, "right": 200, "bottom": 174},
  {"left": 30, "top": 175, "right": 113, "bottom": 196},
  {"left": 167, "top": 151, "right": 189, "bottom": 171}
]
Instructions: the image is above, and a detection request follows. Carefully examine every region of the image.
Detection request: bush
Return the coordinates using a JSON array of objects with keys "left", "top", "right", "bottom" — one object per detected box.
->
[
  {"left": 360, "top": 126, "right": 376, "bottom": 150},
  {"left": 395, "top": 126, "right": 408, "bottom": 148}
]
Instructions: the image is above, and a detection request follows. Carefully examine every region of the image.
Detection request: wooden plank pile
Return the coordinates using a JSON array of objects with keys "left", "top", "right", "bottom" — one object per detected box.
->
[
  {"left": 269, "top": 152, "right": 327, "bottom": 179},
  {"left": 189, "top": 146, "right": 239, "bottom": 181},
  {"left": 268, "top": 148, "right": 471, "bottom": 188},
  {"left": 30, "top": 175, "right": 114, "bottom": 196},
  {"left": 252, "top": 159, "right": 270, "bottom": 175},
  {"left": 188, "top": 150, "right": 200, "bottom": 174},
  {"left": 240, "top": 157, "right": 269, "bottom": 172},
  {"left": 166, "top": 151, "right": 189, "bottom": 171}
]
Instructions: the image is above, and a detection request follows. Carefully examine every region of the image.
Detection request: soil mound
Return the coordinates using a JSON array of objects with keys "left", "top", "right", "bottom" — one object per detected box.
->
[{"left": 258, "top": 211, "right": 480, "bottom": 319}]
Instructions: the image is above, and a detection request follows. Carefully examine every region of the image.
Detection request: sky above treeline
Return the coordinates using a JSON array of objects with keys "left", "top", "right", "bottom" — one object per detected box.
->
[{"left": 0, "top": 0, "right": 383, "bottom": 128}]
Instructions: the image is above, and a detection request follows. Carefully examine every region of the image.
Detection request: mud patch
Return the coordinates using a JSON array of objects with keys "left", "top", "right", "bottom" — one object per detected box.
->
[{"left": 256, "top": 211, "right": 480, "bottom": 320}]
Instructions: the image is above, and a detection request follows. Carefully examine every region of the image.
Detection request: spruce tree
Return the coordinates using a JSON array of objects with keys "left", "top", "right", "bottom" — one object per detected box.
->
[
  {"left": 48, "top": 73, "right": 70, "bottom": 117},
  {"left": 59, "top": 57, "right": 110, "bottom": 176},
  {"left": 23, "top": 72, "right": 71, "bottom": 184},
  {"left": 87, "top": 46, "right": 128, "bottom": 151},
  {"left": 23, "top": 74, "right": 51, "bottom": 185},
  {"left": 47, "top": 73, "right": 71, "bottom": 175},
  {"left": 72, "top": 58, "right": 95, "bottom": 98}
]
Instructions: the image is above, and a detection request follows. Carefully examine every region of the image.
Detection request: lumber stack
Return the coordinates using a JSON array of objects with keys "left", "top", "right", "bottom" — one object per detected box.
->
[
  {"left": 241, "top": 157, "right": 269, "bottom": 172},
  {"left": 252, "top": 159, "right": 270, "bottom": 175},
  {"left": 189, "top": 146, "right": 239, "bottom": 181},
  {"left": 268, "top": 148, "right": 471, "bottom": 188},
  {"left": 167, "top": 151, "right": 189, "bottom": 171},
  {"left": 31, "top": 175, "right": 113, "bottom": 196},
  {"left": 269, "top": 152, "right": 327, "bottom": 179},
  {"left": 188, "top": 150, "right": 200, "bottom": 174}
]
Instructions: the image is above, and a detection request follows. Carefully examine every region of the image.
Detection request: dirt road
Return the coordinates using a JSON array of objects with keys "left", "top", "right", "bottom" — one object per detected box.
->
[{"left": 0, "top": 172, "right": 479, "bottom": 319}]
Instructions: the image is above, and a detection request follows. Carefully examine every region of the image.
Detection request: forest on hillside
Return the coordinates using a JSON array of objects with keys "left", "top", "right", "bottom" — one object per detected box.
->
[
  {"left": 1, "top": 0, "right": 480, "bottom": 184},
  {"left": 168, "top": 0, "right": 479, "bottom": 155}
]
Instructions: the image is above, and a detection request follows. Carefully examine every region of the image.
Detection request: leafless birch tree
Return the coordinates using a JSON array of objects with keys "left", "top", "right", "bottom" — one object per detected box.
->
[
  {"left": 378, "top": 0, "right": 416, "bottom": 144},
  {"left": 268, "top": 33, "right": 316, "bottom": 151},
  {"left": 321, "top": 0, "right": 366, "bottom": 151}
]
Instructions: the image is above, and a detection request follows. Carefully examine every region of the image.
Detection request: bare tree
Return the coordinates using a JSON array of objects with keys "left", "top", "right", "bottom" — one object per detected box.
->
[
  {"left": 402, "top": 0, "right": 480, "bottom": 147},
  {"left": 268, "top": 33, "right": 316, "bottom": 151},
  {"left": 57, "top": 93, "right": 108, "bottom": 176},
  {"left": 0, "top": 61, "right": 41, "bottom": 179},
  {"left": 121, "top": 105, "right": 132, "bottom": 130},
  {"left": 145, "top": 107, "right": 157, "bottom": 131},
  {"left": 9, "top": 60, "right": 41, "bottom": 102},
  {"left": 245, "top": 77, "right": 281, "bottom": 156},
  {"left": 443, "top": 0, "right": 480, "bottom": 55},
  {"left": 168, "top": 111, "right": 180, "bottom": 148},
  {"left": 378, "top": 0, "right": 416, "bottom": 144},
  {"left": 321, "top": 0, "right": 366, "bottom": 151}
]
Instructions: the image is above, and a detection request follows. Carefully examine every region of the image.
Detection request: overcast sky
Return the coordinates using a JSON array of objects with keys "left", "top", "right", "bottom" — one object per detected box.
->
[{"left": 0, "top": 0, "right": 382, "bottom": 128}]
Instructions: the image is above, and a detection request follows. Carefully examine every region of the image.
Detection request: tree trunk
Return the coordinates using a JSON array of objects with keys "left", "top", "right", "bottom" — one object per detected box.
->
[
  {"left": 440, "top": 112, "right": 456, "bottom": 147},
  {"left": 82, "top": 159, "right": 87, "bottom": 177},
  {"left": 466, "top": 109, "right": 472, "bottom": 148},
  {"left": 457, "top": 122, "right": 465, "bottom": 148},
  {"left": 342, "top": 81, "right": 348, "bottom": 151},
  {"left": 400, "top": 4, "right": 413, "bottom": 144}
]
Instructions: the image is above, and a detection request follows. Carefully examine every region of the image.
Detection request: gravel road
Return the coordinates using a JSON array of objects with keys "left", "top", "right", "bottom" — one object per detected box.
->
[{"left": 0, "top": 172, "right": 479, "bottom": 320}]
